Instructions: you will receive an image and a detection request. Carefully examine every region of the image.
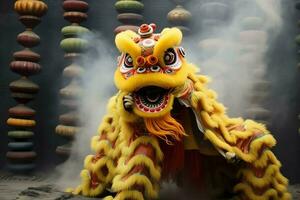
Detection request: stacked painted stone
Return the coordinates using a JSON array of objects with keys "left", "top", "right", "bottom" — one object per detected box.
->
[
  {"left": 55, "top": 0, "right": 90, "bottom": 156},
  {"left": 7, "top": 0, "right": 47, "bottom": 173},
  {"left": 238, "top": 4, "right": 270, "bottom": 125},
  {"left": 198, "top": 1, "right": 230, "bottom": 35},
  {"left": 114, "top": 0, "right": 144, "bottom": 34},
  {"left": 167, "top": 0, "right": 191, "bottom": 35}
]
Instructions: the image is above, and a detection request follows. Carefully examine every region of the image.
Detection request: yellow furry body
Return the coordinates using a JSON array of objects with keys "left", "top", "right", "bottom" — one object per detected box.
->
[
  {"left": 68, "top": 26, "right": 291, "bottom": 200},
  {"left": 187, "top": 73, "right": 290, "bottom": 200},
  {"left": 69, "top": 74, "right": 291, "bottom": 199}
]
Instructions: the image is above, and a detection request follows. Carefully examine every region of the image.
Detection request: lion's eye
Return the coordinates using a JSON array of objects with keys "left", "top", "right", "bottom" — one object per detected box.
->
[
  {"left": 124, "top": 54, "right": 133, "bottom": 67},
  {"left": 120, "top": 53, "right": 134, "bottom": 73},
  {"left": 164, "top": 48, "right": 176, "bottom": 65},
  {"left": 163, "top": 48, "right": 181, "bottom": 69}
]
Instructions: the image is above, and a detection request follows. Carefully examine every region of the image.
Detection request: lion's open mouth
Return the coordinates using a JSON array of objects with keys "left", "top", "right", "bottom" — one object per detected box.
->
[{"left": 133, "top": 86, "right": 170, "bottom": 113}]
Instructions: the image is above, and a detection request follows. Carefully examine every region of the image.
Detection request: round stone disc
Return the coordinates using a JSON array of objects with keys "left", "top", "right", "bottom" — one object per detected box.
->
[
  {"left": 117, "top": 13, "right": 143, "bottom": 24},
  {"left": 59, "top": 112, "right": 80, "bottom": 125},
  {"left": 64, "top": 11, "right": 87, "bottom": 24},
  {"left": 167, "top": 5, "right": 191, "bottom": 25},
  {"left": 60, "top": 81, "right": 82, "bottom": 98},
  {"left": 9, "top": 104, "right": 36, "bottom": 118},
  {"left": 199, "top": 2, "right": 229, "bottom": 20},
  {"left": 14, "top": 0, "right": 47, "bottom": 17},
  {"left": 6, "top": 151, "right": 37, "bottom": 162},
  {"left": 114, "top": 25, "right": 139, "bottom": 34},
  {"left": 55, "top": 125, "right": 79, "bottom": 137},
  {"left": 63, "top": 0, "right": 89, "bottom": 12},
  {"left": 7, "top": 163, "right": 35, "bottom": 173},
  {"left": 61, "top": 25, "right": 90, "bottom": 37},
  {"left": 19, "top": 15, "right": 41, "bottom": 29},
  {"left": 64, "top": 53, "right": 81, "bottom": 60},
  {"left": 13, "top": 49, "right": 40, "bottom": 62},
  {"left": 56, "top": 145, "right": 71, "bottom": 156},
  {"left": 63, "top": 64, "right": 84, "bottom": 78},
  {"left": 9, "top": 77, "right": 39, "bottom": 94},
  {"left": 10, "top": 61, "right": 41, "bottom": 76},
  {"left": 17, "top": 30, "right": 40, "bottom": 48},
  {"left": 7, "top": 118, "right": 36, "bottom": 127},
  {"left": 8, "top": 142, "right": 34, "bottom": 151},
  {"left": 11, "top": 92, "right": 34, "bottom": 104},
  {"left": 115, "top": 1, "right": 144, "bottom": 13},
  {"left": 8, "top": 131, "right": 34, "bottom": 139},
  {"left": 60, "top": 38, "right": 88, "bottom": 53}
]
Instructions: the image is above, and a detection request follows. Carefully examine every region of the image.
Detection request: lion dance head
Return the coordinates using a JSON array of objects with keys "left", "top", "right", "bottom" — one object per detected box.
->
[{"left": 114, "top": 24, "right": 196, "bottom": 143}]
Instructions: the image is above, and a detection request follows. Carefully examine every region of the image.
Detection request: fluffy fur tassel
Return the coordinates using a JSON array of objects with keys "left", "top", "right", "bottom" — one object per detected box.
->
[{"left": 144, "top": 113, "right": 187, "bottom": 144}]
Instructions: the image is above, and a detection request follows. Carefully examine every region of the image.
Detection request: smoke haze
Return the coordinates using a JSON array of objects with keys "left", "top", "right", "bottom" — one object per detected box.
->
[
  {"left": 185, "top": 0, "right": 283, "bottom": 118},
  {"left": 55, "top": 32, "right": 116, "bottom": 188}
]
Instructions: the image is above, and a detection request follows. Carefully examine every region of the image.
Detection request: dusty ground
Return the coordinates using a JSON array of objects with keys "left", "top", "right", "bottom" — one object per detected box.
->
[
  {"left": 0, "top": 173, "right": 93, "bottom": 200},
  {"left": 0, "top": 172, "right": 299, "bottom": 200}
]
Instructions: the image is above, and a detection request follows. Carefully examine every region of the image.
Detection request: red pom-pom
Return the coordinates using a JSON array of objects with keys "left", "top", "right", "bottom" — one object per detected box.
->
[
  {"left": 149, "top": 23, "right": 156, "bottom": 32},
  {"left": 140, "top": 24, "right": 150, "bottom": 33}
]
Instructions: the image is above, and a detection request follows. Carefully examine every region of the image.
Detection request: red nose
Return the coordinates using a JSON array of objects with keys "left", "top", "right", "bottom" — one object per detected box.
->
[{"left": 140, "top": 24, "right": 150, "bottom": 33}]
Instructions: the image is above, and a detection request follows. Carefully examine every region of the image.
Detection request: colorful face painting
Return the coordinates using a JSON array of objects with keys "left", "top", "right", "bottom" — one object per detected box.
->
[{"left": 118, "top": 24, "right": 185, "bottom": 80}]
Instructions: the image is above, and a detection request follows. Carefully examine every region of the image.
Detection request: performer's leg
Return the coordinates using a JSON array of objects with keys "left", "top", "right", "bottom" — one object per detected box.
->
[
  {"left": 111, "top": 136, "right": 163, "bottom": 200},
  {"left": 234, "top": 142, "right": 291, "bottom": 200},
  {"left": 68, "top": 115, "right": 119, "bottom": 197}
]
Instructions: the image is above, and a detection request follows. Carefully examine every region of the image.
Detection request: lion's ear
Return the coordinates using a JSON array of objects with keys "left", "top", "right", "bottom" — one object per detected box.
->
[
  {"left": 153, "top": 27, "right": 182, "bottom": 58},
  {"left": 115, "top": 30, "right": 141, "bottom": 59}
]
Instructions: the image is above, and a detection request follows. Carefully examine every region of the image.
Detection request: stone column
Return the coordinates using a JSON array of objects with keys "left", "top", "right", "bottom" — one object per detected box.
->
[
  {"left": 55, "top": 0, "right": 90, "bottom": 157},
  {"left": 7, "top": 0, "right": 47, "bottom": 173},
  {"left": 114, "top": 0, "right": 144, "bottom": 34}
]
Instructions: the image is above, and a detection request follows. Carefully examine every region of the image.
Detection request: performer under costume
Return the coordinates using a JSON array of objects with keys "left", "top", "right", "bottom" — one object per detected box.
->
[{"left": 68, "top": 24, "right": 291, "bottom": 200}]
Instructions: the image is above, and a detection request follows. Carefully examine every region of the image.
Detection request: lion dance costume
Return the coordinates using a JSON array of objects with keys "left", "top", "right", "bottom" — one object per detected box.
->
[{"left": 68, "top": 24, "right": 291, "bottom": 200}]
